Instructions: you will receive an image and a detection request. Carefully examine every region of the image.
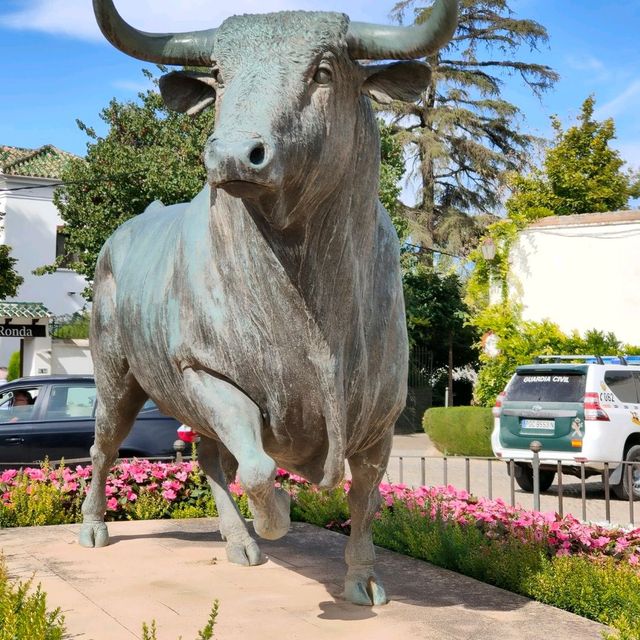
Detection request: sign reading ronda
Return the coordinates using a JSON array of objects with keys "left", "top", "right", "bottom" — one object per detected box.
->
[
  {"left": 80, "top": 0, "right": 459, "bottom": 606},
  {"left": 0, "top": 303, "right": 51, "bottom": 342},
  {"left": 0, "top": 324, "right": 47, "bottom": 338}
]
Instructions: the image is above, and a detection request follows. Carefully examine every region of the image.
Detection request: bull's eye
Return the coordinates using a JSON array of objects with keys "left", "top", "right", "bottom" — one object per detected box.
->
[{"left": 313, "top": 65, "right": 333, "bottom": 85}]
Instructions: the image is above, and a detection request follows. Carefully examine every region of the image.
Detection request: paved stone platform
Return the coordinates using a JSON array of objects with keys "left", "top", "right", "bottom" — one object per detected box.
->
[{"left": 0, "top": 518, "right": 609, "bottom": 640}]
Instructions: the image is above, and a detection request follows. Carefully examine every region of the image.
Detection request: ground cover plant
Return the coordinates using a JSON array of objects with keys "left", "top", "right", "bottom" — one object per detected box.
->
[{"left": 1, "top": 460, "right": 639, "bottom": 638}]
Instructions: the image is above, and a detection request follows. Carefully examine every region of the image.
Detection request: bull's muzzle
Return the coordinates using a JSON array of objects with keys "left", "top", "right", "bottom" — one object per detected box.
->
[{"left": 205, "top": 135, "right": 280, "bottom": 197}]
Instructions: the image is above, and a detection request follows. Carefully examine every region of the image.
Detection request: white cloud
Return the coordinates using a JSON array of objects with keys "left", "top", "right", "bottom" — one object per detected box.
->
[
  {"left": 565, "top": 54, "right": 605, "bottom": 73},
  {"left": 595, "top": 80, "right": 640, "bottom": 120},
  {"left": 0, "top": 0, "right": 304, "bottom": 41},
  {"left": 0, "top": 0, "right": 384, "bottom": 41},
  {"left": 614, "top": 139, "right": 640, "bottom": 171}
]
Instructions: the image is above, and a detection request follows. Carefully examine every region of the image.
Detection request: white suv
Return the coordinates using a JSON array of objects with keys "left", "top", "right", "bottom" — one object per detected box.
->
[{"left": 491, "top": 355, "right": 640, "bottom": 499}]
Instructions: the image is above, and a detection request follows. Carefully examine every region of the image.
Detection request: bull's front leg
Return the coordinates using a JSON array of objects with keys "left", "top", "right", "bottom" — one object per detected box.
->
[
  {"left": 198, "top": 435, "right": 265, "bottom": 565},
  {"left": 183, "top": 369, "right": 290, "bottom": 550},
  {"left": 344, "top": 430, "right": 393, "bottom": 606}
]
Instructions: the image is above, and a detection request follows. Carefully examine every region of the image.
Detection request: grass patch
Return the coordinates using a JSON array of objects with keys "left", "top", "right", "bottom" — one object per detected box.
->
[{"left": 423, "top": 406, "right": 493, "bottom": 456}]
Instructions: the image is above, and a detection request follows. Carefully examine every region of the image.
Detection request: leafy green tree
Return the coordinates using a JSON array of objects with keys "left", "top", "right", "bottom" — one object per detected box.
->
[
  {"left": 51, "top": 311, "right": 91, "bottom": 339},
  {"left": 379, "top": 120, "right": 409, "bottom": 240},
  {"left": 0, "top": 244, "right": 23, "bottom": 300},
  {"left": 472, "top": 302, "right": 640, "bottom": 406},
  {"left": 507, "top": 96, "right": 640, "bottom": 222},
  {"left": 41, "top": 69, "right": 216, "bottom": 291},
  {"left": 388, "top": 0, "right": 558, "bottom": 258},
  {"left": 403, "top": 254, "right": 478, "bottom": 402}
]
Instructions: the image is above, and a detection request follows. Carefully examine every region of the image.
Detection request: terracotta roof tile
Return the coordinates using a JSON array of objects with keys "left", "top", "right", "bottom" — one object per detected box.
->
[{"left": 527, "top": 210, "right": 640, "bottom": 229}]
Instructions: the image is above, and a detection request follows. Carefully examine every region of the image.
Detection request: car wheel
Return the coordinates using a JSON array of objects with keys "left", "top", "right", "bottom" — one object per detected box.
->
[
  {"left": 514, "top": 466, "right": 555, "bottom": 493},
  {"left": 612, "top": 444, "right": 640, "bottom": 501}
]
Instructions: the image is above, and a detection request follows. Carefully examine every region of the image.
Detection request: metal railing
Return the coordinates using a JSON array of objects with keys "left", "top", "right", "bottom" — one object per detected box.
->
[
  {"left": 0, "top": 440, "right": 191, "bottom": 470},
  {"left": 389, "top": 451, "right": 639, "bottom": 527}
]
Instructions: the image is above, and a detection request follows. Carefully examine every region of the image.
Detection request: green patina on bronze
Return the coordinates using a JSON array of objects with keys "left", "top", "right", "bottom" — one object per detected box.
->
[{"left": 81, "top": 0, "right": 459, "bottom": 607}]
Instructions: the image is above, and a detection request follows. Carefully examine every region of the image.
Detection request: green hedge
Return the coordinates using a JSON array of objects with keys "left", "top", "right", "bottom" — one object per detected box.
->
[{"left": 423, "top": 406, "right": 493, "bottom": 456}]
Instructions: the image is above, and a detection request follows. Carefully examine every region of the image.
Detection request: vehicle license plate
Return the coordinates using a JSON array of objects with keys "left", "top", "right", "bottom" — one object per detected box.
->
[{"left": 521, "top": 419, "right": 554, "bottom": 431}]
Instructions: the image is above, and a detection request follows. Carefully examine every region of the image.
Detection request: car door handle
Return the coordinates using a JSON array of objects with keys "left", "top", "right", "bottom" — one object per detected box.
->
[{"left": 4, "top": 437, "right": 24, "bottom": 445}]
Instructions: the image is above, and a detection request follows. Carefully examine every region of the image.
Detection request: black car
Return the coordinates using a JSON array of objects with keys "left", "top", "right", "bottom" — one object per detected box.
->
[{"left": 0, "top": 375, "right": 185, "bottom": 466}]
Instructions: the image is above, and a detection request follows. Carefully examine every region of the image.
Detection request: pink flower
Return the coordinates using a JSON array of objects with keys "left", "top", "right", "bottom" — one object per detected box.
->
[
  {"left": 106, "top": 497, "right": 118, "bottom": 511},
  {"left": 162, "top": 488, "right": 177, "bottom": 501},
  {"left": 228, "top": 482, "right": 244, "bottom": 497},
  {"left": 1, "top": 469, "right": 18, "bottom": 483}
]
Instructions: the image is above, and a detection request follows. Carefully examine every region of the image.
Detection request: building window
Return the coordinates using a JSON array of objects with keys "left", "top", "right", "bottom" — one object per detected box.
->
[{"left": 56, "top": 226, "right": 77, "bottom": 269}]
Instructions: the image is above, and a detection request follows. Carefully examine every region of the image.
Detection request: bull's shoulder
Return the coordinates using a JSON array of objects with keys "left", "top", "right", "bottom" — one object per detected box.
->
[{"left": 102, "top": 186, "right": 210, "bottom": 276}]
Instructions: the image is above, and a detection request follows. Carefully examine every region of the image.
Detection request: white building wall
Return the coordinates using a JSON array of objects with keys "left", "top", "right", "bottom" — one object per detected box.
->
[
  {"left": 0, "top": 175, "right": 89, "bottom": 366},
  {"left": 508, "top": 216, "right": 640, "bottom": 345},
  {"left": 50, "top": 339, "right": 93, "bottom": 375}
]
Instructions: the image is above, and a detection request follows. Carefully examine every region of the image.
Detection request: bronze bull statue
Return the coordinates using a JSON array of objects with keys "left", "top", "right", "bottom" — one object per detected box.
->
[{"left": 82, "top": 0, "right": 458, "bottom": 605}]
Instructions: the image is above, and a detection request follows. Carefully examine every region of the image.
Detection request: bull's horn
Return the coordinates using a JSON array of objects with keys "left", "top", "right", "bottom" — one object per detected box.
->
[
  {"left": 93, "top": 0, "right": 217, "bottom": 66},
  {"left": 347, "top": 0, "right": 458, "bottom": 60}
]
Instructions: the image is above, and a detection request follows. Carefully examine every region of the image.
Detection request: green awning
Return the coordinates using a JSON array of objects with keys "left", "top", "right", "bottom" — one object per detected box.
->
[{"left": 0, "top": 302, "right": 52, "bottom": 320}]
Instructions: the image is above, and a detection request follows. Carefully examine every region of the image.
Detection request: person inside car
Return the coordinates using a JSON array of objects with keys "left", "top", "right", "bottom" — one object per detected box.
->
[{"left": 8, "top": 390, "right": 35, "bottom": 422}]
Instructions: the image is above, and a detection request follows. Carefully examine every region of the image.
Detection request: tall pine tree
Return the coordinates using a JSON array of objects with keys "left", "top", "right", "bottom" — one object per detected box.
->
[{"left": 388, "top": 0, "right": 558, "bottom": 258}]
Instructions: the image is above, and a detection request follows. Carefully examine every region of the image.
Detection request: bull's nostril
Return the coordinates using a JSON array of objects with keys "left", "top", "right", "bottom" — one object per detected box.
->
[{"left": 249, "top": 144, "right": 266, "bottom": 167}]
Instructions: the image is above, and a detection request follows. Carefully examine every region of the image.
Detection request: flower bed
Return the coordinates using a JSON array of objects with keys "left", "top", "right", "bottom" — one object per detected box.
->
[
  {"left": 1, "top": 460, "right": 640, "bottom": 638},
  {"left": 377, "top": 482, "right": 640, "bottom": 568},
  {"left": 1, "top": 461, "right": 638, "bottom": 569}
]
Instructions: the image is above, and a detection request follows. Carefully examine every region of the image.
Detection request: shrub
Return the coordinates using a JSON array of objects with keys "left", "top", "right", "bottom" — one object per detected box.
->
[
  {"left": 290, "top": 485, "right": 350, "bottom": 530},
  {"left": 50, "top": 312, "right": 90, "bottom": 339},
  {"left": 528, "top": 556, "right": 640, "bottom": 640},
  {"left": 0, "top": 555, "right": 65, "bottom": 639},
  {"left": 469, "top": 301, "right": 640, "bottom": 407},
  {"left": 423, "top": 406, "right": 493, "bottom": 456},
  {"left": 6, "top": 351, "right": 20, "bottom": 381}
]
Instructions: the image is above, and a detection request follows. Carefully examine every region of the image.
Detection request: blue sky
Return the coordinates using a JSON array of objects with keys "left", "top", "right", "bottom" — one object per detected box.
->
[{"left": 1, "top": 0, "right": 639, "bottom": 177}]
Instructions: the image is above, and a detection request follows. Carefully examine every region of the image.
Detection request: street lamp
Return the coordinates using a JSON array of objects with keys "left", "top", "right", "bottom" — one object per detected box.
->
[{"left": 480, "top": 237, "right": 496, "bottom": 261}]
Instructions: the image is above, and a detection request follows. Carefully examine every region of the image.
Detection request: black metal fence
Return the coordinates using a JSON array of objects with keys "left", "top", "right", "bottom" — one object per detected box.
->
[
  {"left": 397, "top": 347, "right": 434, "bottom": 433},
  {"left": 389, "top": 452, "right": 639, "bottom": 527}
]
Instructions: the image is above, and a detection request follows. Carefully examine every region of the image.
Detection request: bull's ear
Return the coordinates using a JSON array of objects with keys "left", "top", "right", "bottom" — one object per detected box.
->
[
  {"left": 361, "top": 61, "right": 431, "bottom": 105},
  {"left": 159, "top": 71, "right": 216, "bottom": 115}
]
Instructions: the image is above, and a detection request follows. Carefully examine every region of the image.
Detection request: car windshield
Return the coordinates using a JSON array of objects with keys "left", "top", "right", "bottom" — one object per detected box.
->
[{"left": 506, "top": 371, "right": 586, "bottom": 403}]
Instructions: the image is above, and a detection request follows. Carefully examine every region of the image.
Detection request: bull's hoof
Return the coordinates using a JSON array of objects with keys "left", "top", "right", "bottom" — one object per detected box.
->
[
  {"left": 344, "top": 570, "right": 388, "bottom": 606},
  {"left": 251, "top": 488, "right": 291, "bottom": 540},
  {"left": 79, "top": 521, "right": 109, "bottom": 548},
  {"left": 226, "top": 537, "right": 266, "bottom": 566}
]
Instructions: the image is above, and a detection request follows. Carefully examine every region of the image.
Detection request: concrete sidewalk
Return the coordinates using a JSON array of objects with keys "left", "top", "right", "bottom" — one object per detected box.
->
[
  {"left": 1, "top": 518, "right": 608, "bottom": 640},
  {"left": 392, "top": 431, "right": 441, "bottom": 457}
]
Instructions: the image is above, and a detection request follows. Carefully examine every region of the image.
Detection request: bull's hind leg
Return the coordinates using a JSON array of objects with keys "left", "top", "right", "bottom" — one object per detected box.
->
[
  {"left": 198, "top": 436, "right": 265, "bottom": 565},
  {"left": 344, "top": 429, "right": 393, "bottom": 606},
  {"left": 183, "top": 369, "right": 290, "bottom": 545},
  {"left": 79, "top": 370, "right": 147, "bottom": 548}
]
